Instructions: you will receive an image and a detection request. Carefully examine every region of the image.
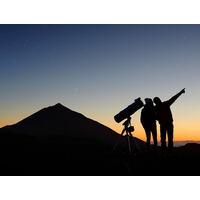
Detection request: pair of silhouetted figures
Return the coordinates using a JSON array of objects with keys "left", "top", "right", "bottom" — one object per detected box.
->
[{"left": 140, "top": 88, "right": 185, "bottom": 150}]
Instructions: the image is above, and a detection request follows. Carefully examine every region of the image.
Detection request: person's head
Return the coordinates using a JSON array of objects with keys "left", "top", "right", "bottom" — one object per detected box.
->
[
  {"left": 144, "top": 98, "right": 153, "bottom": 106},
  {"left": 153, "top": 97, "right": 162, "bottom": 105}
]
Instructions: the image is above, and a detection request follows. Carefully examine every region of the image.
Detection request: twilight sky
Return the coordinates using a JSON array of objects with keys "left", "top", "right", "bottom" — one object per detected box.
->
[{"left": 0, "top": 24, "right": 200, "bottom": 142}]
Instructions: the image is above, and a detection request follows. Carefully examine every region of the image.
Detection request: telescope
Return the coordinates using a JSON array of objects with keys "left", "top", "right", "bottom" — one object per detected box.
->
[{"left": 114, "top": 98, "right": 144, "bottom": 123}]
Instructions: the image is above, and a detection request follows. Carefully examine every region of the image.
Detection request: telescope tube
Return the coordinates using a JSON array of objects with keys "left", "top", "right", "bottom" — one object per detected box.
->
[{"left": 114, "top": 98, "right": 144, "bottom": 123}]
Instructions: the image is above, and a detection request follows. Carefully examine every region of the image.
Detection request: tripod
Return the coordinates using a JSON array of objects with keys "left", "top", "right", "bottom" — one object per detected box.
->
[{"left": 113, "top": 117, "right": 136, "bottom": 155}]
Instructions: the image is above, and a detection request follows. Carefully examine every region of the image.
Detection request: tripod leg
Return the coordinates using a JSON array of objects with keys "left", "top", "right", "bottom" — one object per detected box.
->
[
  {"left": 113, "top": 128, "right": 125, "bottom": 151},
  {"left": 127, "top": 134, "right": 132, "bottom": 155}
]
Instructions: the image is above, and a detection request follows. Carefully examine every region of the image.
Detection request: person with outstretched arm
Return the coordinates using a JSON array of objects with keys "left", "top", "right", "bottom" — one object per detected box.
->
[{"left": 153, "top": 88, "right": 185, "bottom": 149}]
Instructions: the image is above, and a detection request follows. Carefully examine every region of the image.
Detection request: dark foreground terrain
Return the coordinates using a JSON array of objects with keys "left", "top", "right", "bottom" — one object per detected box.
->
[
  {"left": 0, "top": 103, "right": 200, "bottom": 175},
  {"left": 0, "top": 132, "right": 200, "bottom": 175}
]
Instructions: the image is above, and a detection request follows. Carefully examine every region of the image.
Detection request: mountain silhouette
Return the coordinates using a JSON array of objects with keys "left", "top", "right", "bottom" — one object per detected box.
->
[
  {"left": 1, "top": 103, "right": 145, "bottom": 146},
  {"left": 0, "top": 103, "right": 146, "bottom": 175},
  {"left": 1, "top": 103, "right": 143, "bottom": 145}
]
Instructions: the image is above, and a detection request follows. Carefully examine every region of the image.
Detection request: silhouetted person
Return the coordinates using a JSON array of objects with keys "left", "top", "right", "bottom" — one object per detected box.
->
[
  {"left": 141, "top": 98, "right": 157, "bottom": 149},
  {"left": 153, "top": 88, "right": 185, "bottom": 149}
]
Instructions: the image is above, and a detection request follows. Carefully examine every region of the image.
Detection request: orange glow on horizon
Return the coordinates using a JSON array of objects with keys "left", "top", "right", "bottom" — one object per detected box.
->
[
  {"left": 0, "top": 119, "right": 18, "bottom": 128},
  {"left": 109, "top": 121, "right": 200, "bottom": 142},
  {"left": 1, "top": 115, "right": 200, "bottom": 143}
]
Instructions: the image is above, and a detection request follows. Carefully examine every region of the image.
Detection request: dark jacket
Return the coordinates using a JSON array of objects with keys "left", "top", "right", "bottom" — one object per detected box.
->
[
  {"left": 141, "top": 105, "right": 156, "bottom": 128},
  {"left": 155, "top": 101, "right": 173, "bottom": 125},
  {"left": 155, "top": 90, "right": 184, "bottom": 125}
]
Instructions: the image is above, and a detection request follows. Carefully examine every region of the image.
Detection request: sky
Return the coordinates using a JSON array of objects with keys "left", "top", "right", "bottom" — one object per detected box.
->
[{"left": 0, "top": 24, "right": 200, "bottom": 142}]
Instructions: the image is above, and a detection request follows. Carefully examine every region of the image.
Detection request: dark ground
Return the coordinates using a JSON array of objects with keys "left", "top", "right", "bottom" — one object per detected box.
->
[{"left": 0, "top": 133, "right": 200, "bottom": 175}]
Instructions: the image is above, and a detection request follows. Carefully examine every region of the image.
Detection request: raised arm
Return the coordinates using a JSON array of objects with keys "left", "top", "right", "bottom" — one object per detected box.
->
[{"left": 167, "top": 88, "right": 185, "bottom": 106}]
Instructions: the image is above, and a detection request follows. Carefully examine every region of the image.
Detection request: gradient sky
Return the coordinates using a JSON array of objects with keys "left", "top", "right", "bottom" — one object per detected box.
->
[{"left": 0, "top": 25, "right": 200, "bottom": 142}]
